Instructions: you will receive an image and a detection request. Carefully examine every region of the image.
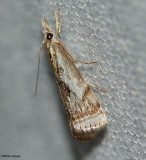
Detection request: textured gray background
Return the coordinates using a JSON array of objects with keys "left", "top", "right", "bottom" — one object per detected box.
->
[{"left": 0, "top": 0, "right": 145, "bottom": 160}]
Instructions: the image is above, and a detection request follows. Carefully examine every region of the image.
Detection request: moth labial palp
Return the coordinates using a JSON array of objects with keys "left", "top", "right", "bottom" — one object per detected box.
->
[{"left": 37, "top": 8, "right": 107, "bottom": 141}]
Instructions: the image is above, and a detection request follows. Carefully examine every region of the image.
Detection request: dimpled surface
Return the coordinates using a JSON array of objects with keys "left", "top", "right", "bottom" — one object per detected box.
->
[{"left": 0, "top": 0, "right": 145, "bottom": 160}]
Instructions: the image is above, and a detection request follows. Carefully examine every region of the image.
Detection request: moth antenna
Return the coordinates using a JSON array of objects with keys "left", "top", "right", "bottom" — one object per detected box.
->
[
  {"left": 58, "top": 8, "right": 62, "bottom": 36},
  {"left": 53, "top": 10, "right": 58, "bottom": 37},
  {"left": 35, "top": 37, "right": 46, "bottom": 96}
]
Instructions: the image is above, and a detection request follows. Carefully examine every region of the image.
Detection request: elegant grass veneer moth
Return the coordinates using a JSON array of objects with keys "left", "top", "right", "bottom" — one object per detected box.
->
[{"left": 35, "top": 9, "right": 107, "bottom": 141}]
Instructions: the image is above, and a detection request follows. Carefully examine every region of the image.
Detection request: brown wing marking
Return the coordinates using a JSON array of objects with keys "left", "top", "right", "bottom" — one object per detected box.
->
[{"left": 71, "top": 86, "right": 107, "bottom": 140}]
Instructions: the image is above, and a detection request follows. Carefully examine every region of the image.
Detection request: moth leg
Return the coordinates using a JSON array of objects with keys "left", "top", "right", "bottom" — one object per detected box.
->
[
  {"left": 54, "top": 8, "right": 62, "bottom": 38},
  {"left": 86, "top": 81, "right": 107, "bottom": 93},
  {"left": 75, "top": 59, "right": 97, "bottom": 64},
  {"left": 66, "top": 53, "right": 97, "bottom": 64}
]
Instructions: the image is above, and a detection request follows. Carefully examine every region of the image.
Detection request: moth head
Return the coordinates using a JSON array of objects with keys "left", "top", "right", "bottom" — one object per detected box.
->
[{"left": 42, "top": 16, "right": 53, "bottom": 41}]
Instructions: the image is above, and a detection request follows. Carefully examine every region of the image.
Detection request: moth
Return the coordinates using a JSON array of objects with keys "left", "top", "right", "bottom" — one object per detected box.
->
[{"left": 35, "top": 9, "right": 107, "bottom": 141}]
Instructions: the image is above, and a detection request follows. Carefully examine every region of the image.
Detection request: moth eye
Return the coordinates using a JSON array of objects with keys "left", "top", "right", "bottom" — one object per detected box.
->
[{"left": 47, "top": 33, "right": 53, "bottom": 40}]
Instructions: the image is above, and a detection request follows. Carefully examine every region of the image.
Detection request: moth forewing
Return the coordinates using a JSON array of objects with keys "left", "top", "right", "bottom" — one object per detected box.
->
[{"left": 41, "top": 10, "right": 107, "bottom": 141}]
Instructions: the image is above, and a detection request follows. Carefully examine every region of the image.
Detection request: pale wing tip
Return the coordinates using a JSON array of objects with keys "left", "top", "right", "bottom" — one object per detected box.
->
[
  {"left": 70, "top": 116, "right": 107, "bottom": 141},
  {"left": 72, "top": 123, "right": 107, "bottom": 141}
]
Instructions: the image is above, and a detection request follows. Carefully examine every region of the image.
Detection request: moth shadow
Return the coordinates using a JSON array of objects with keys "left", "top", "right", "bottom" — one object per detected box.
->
[
  {"left": 57, "top": 102, "right": 107, "bottom": 160},
  {"left": 70, "top": 127, "right": 107, "bottom": 160}
]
